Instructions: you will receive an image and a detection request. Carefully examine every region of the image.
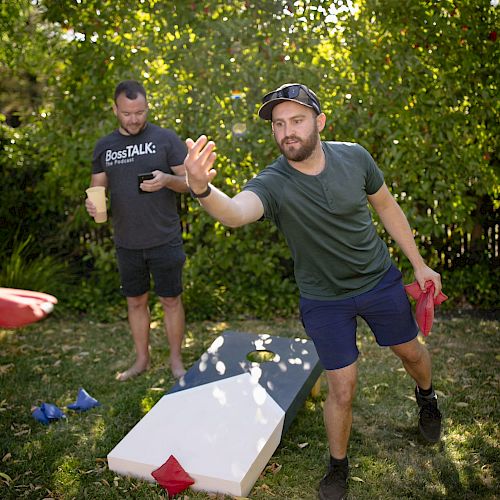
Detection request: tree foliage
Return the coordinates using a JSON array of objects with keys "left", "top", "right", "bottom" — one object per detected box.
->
[{"left": 0, "top": 0, "right": 498, "bottom": 318}]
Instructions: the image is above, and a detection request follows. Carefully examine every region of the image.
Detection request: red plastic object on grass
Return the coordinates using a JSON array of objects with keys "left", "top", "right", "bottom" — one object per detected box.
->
[
  {"left": 0, "top": 288, "right": 58, "bottom": 328},
  {"left": 151, "top": 455, "right": 195, "bottom": 497},
  {"left": 404, "top": 281, "right": 447, "bottom": 336}
]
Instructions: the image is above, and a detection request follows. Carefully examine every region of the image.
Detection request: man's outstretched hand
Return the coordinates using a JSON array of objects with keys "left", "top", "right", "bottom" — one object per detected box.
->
[{"left": 184, "top": 135, "right": 217, "bottom": 194}]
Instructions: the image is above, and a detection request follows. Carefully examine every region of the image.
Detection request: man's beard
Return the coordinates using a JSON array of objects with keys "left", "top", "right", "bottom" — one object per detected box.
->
[
  {"left": 276, "top": 125, "right": 319, "bottom": 162},
  {"left": 121, "top": 121, "right": 147, "bottom": 136}
]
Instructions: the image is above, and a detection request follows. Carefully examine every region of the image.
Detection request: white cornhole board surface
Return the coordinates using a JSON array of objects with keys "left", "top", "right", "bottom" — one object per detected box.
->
[{"left": 108, "top": 373, "right": 285, "bottom": 497}]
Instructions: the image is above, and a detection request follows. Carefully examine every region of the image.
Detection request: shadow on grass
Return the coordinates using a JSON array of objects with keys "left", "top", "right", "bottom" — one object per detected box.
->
[{"left": 344, "top": 315, "right": 499, "bottom": 500}]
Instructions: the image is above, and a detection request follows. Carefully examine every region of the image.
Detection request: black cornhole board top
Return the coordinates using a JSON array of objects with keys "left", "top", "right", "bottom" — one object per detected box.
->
[{"left": 169, "top": 330, "right": 323, "bottom": 433}]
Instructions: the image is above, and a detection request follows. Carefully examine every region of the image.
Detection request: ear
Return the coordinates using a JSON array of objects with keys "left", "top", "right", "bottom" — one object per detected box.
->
[
  {"left": 316, "top": 112, "right": 327, "bottom": 133},
  {"left": 112, "top": 102, "right": 118, "bottom": 118}
]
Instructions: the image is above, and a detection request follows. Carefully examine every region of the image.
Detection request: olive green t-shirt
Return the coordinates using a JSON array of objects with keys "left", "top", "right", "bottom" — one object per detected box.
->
[{"left": 243, "top": 141, "right": 393, "bottom": 300}]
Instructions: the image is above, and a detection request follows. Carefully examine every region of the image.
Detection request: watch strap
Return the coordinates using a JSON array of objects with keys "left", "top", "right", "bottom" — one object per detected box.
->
[{"left": 189, "top": 184, "right": 212, "bottom": 199}]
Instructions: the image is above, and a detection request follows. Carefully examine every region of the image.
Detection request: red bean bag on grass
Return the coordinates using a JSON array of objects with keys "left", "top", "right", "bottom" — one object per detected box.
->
[{"left": 151, "top": 455, "right": 195, "bottom": 497}]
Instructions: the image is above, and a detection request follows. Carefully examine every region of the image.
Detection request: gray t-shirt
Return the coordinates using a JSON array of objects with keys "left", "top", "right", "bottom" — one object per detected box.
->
[
  {"left": 92, "top": 123, "right": 187, "bottom": 249},
  {"left": 243, "top": 141, "right": 393, "bottom": 300}
]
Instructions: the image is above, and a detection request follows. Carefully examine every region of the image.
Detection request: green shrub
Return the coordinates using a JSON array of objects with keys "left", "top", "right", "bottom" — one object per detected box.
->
[
  {"left": 1, "top": 0, "right": 498, "bottom": 321},
  {"left": 62, "top": 236, "right": 124, "bottom": 321},
  {"left": 0, "top": 236, "right": 72, "bottom": 301},
  {"left": 442, "top": 262, "right": 500, "bottom": 310},
  {"left": 182, "top": 207, "right": 298, "bottom": 320}
]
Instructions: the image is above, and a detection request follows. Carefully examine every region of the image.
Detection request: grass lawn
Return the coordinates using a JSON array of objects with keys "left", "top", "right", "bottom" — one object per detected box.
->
[{"left": 0, "top": 312, "right": 498, "bottom": 499}]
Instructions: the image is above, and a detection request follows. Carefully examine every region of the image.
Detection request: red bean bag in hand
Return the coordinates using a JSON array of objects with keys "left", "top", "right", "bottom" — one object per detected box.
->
[
  {"left": 151, "top": 455, "right": 195, "bottom": 497},
  {"left": 0, "top": 288, "right": 57, "bottom": 328},
  {"left": 404, "top": 281, "right": 448, "bottom": 336}
]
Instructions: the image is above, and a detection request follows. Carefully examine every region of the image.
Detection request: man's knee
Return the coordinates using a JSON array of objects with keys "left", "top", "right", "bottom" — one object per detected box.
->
[
  {"left": 325, "top": 365, "right": 357, "bottom": 408},
  {"left": 392, "top": 339, "right": 427, "bottom": 364},
  {"left": 159, "top": 294, "right": 182, "bottom": 311},
  {"left": 127, "top": 293, "right": 148, "bottom": 310},
  {"left": 327, "top": 387, "right": 355, "bottom": 409}
]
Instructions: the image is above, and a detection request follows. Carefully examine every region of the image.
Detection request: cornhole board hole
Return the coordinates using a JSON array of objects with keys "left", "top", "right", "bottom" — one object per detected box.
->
[
  {"left": 107, "top": 373, "right": 285, "bottom": 497},
  {"left": 170, "top": 330, "right": 323, "bottom": 433}
]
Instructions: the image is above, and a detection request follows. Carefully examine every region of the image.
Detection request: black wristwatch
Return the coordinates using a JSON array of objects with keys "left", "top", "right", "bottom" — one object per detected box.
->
[{"left": 189, "top": 185, "right": 212, "bottom": 199}]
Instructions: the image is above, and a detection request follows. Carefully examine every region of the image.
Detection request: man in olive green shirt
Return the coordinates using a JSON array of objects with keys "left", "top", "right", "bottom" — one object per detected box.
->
[{"left": 184, "top": 83, "right": 443, "bottom": 500}]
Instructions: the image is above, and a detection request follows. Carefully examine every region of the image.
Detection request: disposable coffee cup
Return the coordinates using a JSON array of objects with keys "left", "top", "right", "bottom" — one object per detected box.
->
[{"left": 86, "top": 186, "right": 107, "bottom": 223}]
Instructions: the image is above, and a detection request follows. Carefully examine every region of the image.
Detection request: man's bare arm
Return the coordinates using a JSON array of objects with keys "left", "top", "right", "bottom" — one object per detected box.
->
[{"left": 368, "top": 183, "right": 442, "bottom": 295}]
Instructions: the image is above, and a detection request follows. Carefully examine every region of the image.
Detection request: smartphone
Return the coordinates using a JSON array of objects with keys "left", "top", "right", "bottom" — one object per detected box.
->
[{"left": 137, "top": 172, "right": 154, "bottom": 194}]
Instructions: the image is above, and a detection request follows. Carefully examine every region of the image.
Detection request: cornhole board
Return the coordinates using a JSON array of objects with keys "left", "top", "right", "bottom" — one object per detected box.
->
[
  {"left": 108, "top": 331, "right": 322, "bottom": 496},
  {"left": 170, "top": 330, "right": 323, "bottom": 433},
  {"left": 107, "top": 373, "right": 285, "bottom": 497}
]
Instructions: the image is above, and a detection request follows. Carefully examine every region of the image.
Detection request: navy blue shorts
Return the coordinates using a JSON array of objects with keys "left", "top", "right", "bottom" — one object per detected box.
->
[
  {"left": 116, "top": 241, "right": 186, "bottom": 298},
  {"left": 299, "top": 265, "right": 418, "bottom": 370}
]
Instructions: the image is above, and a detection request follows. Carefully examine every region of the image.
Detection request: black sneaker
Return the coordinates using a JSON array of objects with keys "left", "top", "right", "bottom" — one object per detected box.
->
[
  {"left": 318, "top": 461, "right": 348, "bottom": 500},
  {"left": 415, "top": 387, "right": 442, "bottom": 443}
]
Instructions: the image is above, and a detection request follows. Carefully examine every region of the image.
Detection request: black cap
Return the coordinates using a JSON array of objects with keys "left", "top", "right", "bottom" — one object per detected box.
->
[{"left": 258, "top": 83, "right": 321, "bottom": 120}]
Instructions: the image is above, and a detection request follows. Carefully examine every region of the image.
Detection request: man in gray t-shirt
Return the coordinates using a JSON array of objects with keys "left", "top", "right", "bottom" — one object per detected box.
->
[
  {"left": 85, "top": 80, "right": 188, "bottom": 381},
  {"left": 183, "top": 83, "right": 444, "bottom": 499}
]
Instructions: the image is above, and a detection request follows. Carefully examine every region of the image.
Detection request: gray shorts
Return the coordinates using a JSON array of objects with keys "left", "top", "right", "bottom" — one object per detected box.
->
[{"left": 116, "top": 241, "right": 186, "bottom": 298}]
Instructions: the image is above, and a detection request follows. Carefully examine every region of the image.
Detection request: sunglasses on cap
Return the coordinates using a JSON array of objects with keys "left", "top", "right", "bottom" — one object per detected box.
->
[{"left": 261, "top": 84, "right": 321, "bottom": 115}]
